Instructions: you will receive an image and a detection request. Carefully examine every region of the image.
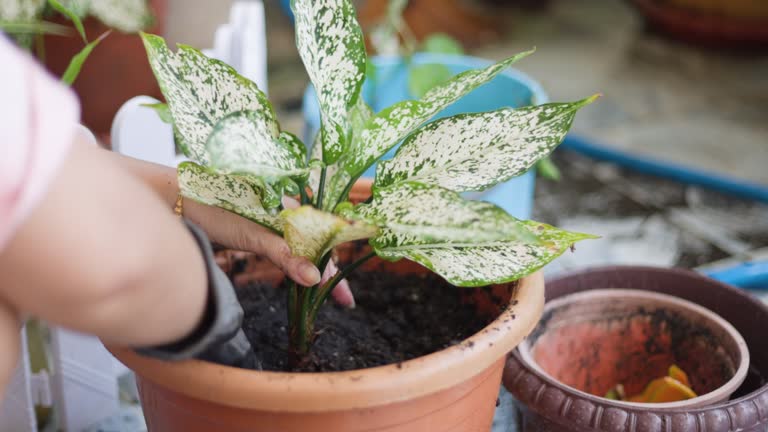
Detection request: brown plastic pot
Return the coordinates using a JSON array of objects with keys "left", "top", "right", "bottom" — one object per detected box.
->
[
  {"left": 504, "top": 266, "right": 768, "bottom": 432},
  {"left": 109, "top": 179, "right": 546, "bottom": 431},
  {"left": 43, "top": 0, "right": 167, "bottom": 137}
]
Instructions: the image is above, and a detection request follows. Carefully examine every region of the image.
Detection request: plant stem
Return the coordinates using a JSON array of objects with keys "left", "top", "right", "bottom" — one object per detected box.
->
[
  {"left": 299, "top": 184, "right": 310, "bottom": 206},
  {"left": 309, "top": 251, "right": 375, "bottom": 322},
  {"left": 310, "top": 252, "right": 334, "bottom": 304},
  {"left": 316, "top": 167, "right": 327, "bottom": 209},
  {"left": 35, "top": 32, "right": 46, "bottom": 62},
  {"left": 288, "top": 280, "right": 313, "bottom": 366},
  {"left": 287, "top": 280, "right": 298, "bottom": 333}
]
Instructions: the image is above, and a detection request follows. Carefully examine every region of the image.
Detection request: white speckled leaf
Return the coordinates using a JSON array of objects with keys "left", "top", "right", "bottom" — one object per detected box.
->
[
  {"left": 88, "top": 0, "right": 150, "bottom": 32},
  {"left": 0, "top": 0, "right": 45, "bottom": 21},
  {"left": 292, "top": 0, "right": 366, "bottom": 164},
  {"left": 206, "top": 110, "right": 308, "bottom": 182},
  {"left": 308, "top": 133, "right": 325, "bottom": 198},
  {"left": 371, "top": 216, "right": 597, "bottom": 287},
  {"left": 142, "top": 102, "right": 173, "bottom": 124},
  {"left": 178, "top": 162, "right": 282, "bottom": 233},
  {"left": 375, "top": 97, "right": 598, "bottom": 192},
  {"left": 325, "top": 49, "right": 534, "bottom": 207},
  {"left": 310, "top": 98, "right": 371, "bottom": 209},
  {"left": 344, "top": 182, "right": 536, "bottom": 244},
  {"left": 141, "top": 33, "right": 277, "bottom": 164},
  {"left": 349, "top": 96, "right": 374, "bottom": 133},
  {"left": 281, "top": 206, "right": 378, "bottom": 263}
]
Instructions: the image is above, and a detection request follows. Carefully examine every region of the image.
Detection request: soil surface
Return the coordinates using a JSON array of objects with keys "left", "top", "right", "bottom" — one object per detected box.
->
[{"left": 237, "top": 271, "right": 494, "bottom": 372}]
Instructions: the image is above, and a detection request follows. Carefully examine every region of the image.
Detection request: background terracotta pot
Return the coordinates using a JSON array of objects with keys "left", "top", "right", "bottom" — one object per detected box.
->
[
  {"left": 43, "top": 0, "right": 167, "bottom": 138},
  {"left": 504, "top": 266, "right": 768, "bottom": 432},
  {"left": 631, "top": 0, "right": 768, "bottom": 47},
  {"left": 111, "top": 178, "right": 546, "bottom": 431},
  {"left": 522, "top": 289, "right": 748, "bottom": 408}
]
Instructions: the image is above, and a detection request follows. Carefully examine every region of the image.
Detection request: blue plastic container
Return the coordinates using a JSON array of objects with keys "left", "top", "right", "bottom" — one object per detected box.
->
[
  {"left": 302, "top": 53, "right": 548, "bottom": 219},
  {"left": 280, "top": 0, "right": 294, "bottom": 21}
]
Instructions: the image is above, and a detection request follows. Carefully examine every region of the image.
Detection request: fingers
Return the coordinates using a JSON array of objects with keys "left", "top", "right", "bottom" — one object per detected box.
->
[
  {"left": 322, "top": 260, "right": 355, "bottom": 308},
  {"left": 258, "top": 236, "right": 320, "bottom": 287},
  {"left": 331, "top": 279, "right": 355, "bottom": 309},
  {"left": 282, "top": 196, "right": 300, "bottom": 210}
]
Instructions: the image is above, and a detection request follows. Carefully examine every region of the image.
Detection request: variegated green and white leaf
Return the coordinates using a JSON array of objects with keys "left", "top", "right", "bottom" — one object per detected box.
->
[
  {"left": 281, "top": 206, "right": 378, "bottom": 263},
  {"left": 206, "top": 110, "right": 308, "bottom": 182},
  {"left": 0, "top": 0, "right": 45, "bottom": 21},
  {"left": 309, "top": 98, "right": 372, "bottom": 205},
  {"left": 142, "top": 102, "right": 173, "bottom": 124},
  {"left": 178, "top": 162, "right": 282, "bottom": 232},
  {"left": 349, "top": 96, "right": 374, "bottom": 133},
  {"left": 345, "top": 182, "right": 536, "bottom": 244},
  {"left": 87, "top": 0, "right": 150, "bottom": 32},
  {"left": 324, "top": 49, "right": 534, "bottom": 208},
  {"left": 346, "top": 49, "right": 533, "bottom": 176},
  {"left": 375, "top": 96, "right": 599, "bottom": 192},
  {"left": 59, "top": 0, "right": 88, "bottom": 17},
  {"left": 292, "top": 0, "right": 366, "bottom": 164},
  {"left": 371, "top": 218, "right": 597, "bottom": 287},
  {"left": 141, "top": 33, "right": 277, "bottom": 164}
]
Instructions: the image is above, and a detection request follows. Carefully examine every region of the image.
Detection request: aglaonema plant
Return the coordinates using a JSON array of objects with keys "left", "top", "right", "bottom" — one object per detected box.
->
[{"left": 139, "top": 0, "right": 598, "bottom": 365}]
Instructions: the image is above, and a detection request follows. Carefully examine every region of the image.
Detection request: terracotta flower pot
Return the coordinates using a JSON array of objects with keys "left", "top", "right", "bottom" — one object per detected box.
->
[
  {"left": 631, "top": 0, "right": 768, "bottom": 47},
  {"left": 43, "top": 0, "right": 167, "bottom": 138},
  {"left": 504, "top": 266, "right": 768, "bottom": 432},
  {"left": 109, "top": 179, "right": 546, "bottom": 431}
]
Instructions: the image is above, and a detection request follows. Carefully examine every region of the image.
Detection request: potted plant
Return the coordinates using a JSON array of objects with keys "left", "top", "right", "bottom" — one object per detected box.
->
[
  {"left": 109, "top": 0, "right": 598, "bottom": 429},
  {"left": 1, "top": 0, "right": 162, "bottom": 135},
  {"left": 303, "top": 0, "right": 559, "bottom": 220},
  {"left": 505, "top": 266, "right": 768, "bottom": 432}
]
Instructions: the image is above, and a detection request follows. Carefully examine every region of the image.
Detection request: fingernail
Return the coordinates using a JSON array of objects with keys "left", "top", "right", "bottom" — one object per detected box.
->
[{"left": 300, "top": 264, "right": 321, "bottom": 286}]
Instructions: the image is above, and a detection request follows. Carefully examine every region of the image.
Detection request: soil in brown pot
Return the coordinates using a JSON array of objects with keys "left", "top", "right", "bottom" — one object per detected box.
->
[{"left": 237, "top": 271, "right": 499, "bottom": 372}]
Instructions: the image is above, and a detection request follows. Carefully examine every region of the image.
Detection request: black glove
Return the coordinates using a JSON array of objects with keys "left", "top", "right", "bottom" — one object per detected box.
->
[{"left": 136, "top": 219, "right": 255, "bottom": 368}]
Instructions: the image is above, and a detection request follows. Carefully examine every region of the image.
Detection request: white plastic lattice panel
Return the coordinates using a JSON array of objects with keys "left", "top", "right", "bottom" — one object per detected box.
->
[
  {"left": 0, "top": 326, "right": 37, "bottom": 432},
  {"left": 50, "top": 328, "right": 119, "bottom": 432}
]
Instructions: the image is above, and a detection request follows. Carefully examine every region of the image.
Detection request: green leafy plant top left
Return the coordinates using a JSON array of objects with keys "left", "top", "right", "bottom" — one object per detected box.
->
[{"left": 139, "top": 0, "right": 599, "bottom": 364}]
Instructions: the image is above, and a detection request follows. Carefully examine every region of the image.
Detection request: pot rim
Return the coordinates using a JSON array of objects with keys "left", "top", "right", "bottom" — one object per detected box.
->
[
  {"left": 518, "top": 288, "right": 750, "bottom": 410},
  {"left": 109, "top": 271, "right": 544, "bottom": 412}
]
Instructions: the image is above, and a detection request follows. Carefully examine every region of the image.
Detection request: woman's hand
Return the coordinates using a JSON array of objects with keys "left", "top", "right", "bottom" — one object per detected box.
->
[
  {"left": 185, "top": 201, "right": 356, "bottom": 308},
  {"left": 110, "top": 148, "right": 355, "bottom": 307}
]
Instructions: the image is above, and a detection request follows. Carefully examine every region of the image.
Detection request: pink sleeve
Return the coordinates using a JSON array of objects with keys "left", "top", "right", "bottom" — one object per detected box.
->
[{"left": 0, "top": 35, "right": 80, "bottom": 252}]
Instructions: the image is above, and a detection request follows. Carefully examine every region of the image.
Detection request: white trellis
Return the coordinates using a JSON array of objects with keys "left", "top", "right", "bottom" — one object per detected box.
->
[{"left": 0, "top": 2, "right": 267, "bottom": 430}]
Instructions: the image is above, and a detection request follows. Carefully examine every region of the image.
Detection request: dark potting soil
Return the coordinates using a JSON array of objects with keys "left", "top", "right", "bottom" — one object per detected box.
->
[{"left": 237, "top": 271, "right": 493, "bottom": 372}]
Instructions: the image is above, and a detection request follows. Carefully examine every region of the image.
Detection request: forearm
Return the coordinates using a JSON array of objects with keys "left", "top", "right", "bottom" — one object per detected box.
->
[
  {"left": 111, "top": 150, "right": 323, "bottom": 287},
  {"left": 107, "top": 151, "right": 262, "bottom": 252},
  {"left": 0, "top": 139, "right": 208, "bottom": 347}
]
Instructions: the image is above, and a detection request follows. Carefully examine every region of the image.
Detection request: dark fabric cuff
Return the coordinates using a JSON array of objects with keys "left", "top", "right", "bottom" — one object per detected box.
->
[{"left": 135, "top": 219, "right": 243, "bottom": 361}]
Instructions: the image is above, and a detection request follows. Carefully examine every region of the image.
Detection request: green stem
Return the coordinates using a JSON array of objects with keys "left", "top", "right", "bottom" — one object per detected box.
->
[
  {"left": 299, "top": 184, "right": 310, "bottom": 206},
  {"left": 309, "top": 251, "right": 375, "bottom": 322},
  {"left": 35, "top": 32, "right": 46, "bottom": 62},
  {"left": 334, "top": 174, "right": 359, "bottom": 210},
  {"left": 316, "top": 167, "right": 327, "bottom": 209},
  {"left": 288, "top": 281, "right": 313, "bottom": 365},
  {"left": 287, "top": 280, "right": 298, "bottom": 333},
  {"left": 310, "top": 252, "right": 334, "bottom": 304}
]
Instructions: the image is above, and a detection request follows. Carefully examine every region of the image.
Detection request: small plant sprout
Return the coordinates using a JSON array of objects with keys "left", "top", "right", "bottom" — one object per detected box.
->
[{"left": 140, "top": 0, "right": 599, "bottom": 365}]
